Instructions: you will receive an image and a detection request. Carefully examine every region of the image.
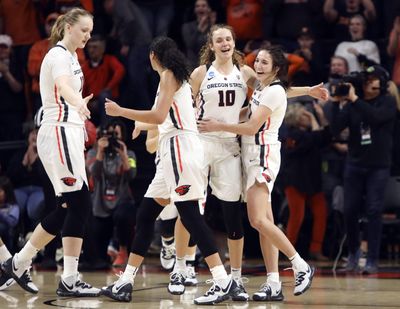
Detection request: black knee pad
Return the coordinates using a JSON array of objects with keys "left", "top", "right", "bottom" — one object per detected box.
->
[
  {"left": 188, "top": 236, "right": 197, "bottom": 247},
  {"left": 62, "top": 184, "right": 92, "bottom": 238},
  {"left": 41, "top": 197, "right": 68, "bottom": 235},
  {"left": 221, "top": 200, "right": 244, "bottom": 240},
  {"left": 160, "top": 218, "right": 177, "bottom": 238},
  {"left": 175, "top": 201, "right": 218, "bottom": 258},
  {"left": 131, "top": 198, "right": 164, "bottom": 256}
]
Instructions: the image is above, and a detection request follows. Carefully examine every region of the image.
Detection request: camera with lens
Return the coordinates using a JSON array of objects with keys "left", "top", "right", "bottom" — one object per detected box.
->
[
  {"left": 101, "top": 130, "right": 121, "bottom": 156},
  {"left": 330, "top": 71, "right": 365, "bottom": 98}
]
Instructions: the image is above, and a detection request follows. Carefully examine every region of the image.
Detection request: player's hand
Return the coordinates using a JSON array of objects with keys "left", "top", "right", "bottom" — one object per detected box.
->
[
  {"left": 105, "top": 98, "right": 122, "bottom": 117},
  {"left": 197, "top": 118, "right": 221, "bottom": 133},
  {"left": 308, "top": 83, "right": 329, "bottom": 102},
  {"left": 132, "top": 126, "right": 141, "bottom": 140},
  {"left": 77, "top": 93, "right": 93, "bottom": 120}
]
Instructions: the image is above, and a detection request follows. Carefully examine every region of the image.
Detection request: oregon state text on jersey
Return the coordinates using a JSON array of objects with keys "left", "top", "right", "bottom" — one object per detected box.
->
[{"left": 198, "top": 64, "right": 247, "bottom": 138}]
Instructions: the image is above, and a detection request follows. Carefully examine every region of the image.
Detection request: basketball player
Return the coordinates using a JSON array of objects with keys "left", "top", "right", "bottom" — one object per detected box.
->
[
  {"left": 198, "top": 44, "right": 316, "bottom": 298},
  {"left": 2, "top": 8, "right": 100, "bottom": 297},
  {"left": 102, "top": 36, "right": 239, "bottom": 305}
]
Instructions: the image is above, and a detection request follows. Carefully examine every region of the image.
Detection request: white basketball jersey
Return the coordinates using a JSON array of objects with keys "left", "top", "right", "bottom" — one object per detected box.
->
[
  {"left": 156, "top": 81, "right": 198, "bottom": 139},
  {"left": 197, "top": 64, "right": 247, "bottom": 138},
  {"left": 241, "top": 81, "right": 287, "bottom": 145},
  {"left": 39, "top": 42, "right": 84, "bottom": 126}
]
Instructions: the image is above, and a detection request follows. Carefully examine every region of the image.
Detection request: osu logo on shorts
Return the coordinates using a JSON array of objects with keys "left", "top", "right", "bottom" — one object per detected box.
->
[
  {"left": 61, "top": 177, "right": 77, "bottom": 186},
  {"left": 175, "top": 185, "right": 191, "bottom": 196}
]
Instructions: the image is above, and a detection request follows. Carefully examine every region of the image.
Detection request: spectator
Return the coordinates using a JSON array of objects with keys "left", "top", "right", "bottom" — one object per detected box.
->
[
  {"left": 0, "top": 0, "right": 41, "bottom": 74},
  {"left": 82, "top": 35, "right": 125, "bottom": 127},
  {"left": 225, "top": 0, "right": 263, "bottom": 49},
  {"left": 387, "top": 15, "right": 400, "bottom": 88},
  {"left": 263, "top": 0, "right": 324, "bottom": 50},
  {"left": 6, "top": 127, "right": 45, "bottom": 233},
  {"left": 103, "top": 0, "right": 153, "bottom": 110},
  {"left": 135, "top": 0, "right": 175, "bottom": 38},
  {"left": 334, "top": 14, "right": 380, "bottom": 73},
  {"left": 281, "top": 103, "right": 330, "bottom": 261},
  {"left": 335, "top": 15, "right": 380, "bottom": 72},
  {"left": 387, "top": 81, "right": 400, "bottom": 176},
  {"left": 323, "top": 0, "right": 376, "bottom": 40},
  {"left": 86, "top": 120, "right": 137, "bottom": 268},
  {"left": 0, "top": 34, "right": 25, "bottom": 143},
  {"left": 292, "top": 27, "right": 324, "bottom": 86},
  {"left": 330, "top": 65, "right": 397, "bottom": 274},
  {"left": 181, "top": 0, "right": 216, "bottom": 69},
  {"left": 0, "top": 176, "right": 20, "bottom": 251},
  {"left": 27, "top": 13, "right": 86, "bottom": 114}
]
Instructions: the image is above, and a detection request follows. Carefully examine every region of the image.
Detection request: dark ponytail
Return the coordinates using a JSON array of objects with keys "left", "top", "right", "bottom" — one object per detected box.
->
[{"left": 149, "top": 36, "right": 190, "bottom": 84}]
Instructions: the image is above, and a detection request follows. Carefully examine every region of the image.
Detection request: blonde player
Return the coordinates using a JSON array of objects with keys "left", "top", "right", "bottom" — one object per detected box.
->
[{"left": 2, "top": 8, "right": 100, "bottom": 297}]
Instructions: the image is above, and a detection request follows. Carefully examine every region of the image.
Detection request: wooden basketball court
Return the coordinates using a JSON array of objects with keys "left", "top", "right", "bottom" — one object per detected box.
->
[{"left": 0, "top": 259, "right": 399, "bottom": 308}]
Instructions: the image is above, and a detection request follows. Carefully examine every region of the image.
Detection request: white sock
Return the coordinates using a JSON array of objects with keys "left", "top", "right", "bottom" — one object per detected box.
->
[
  {"left": 0, "top": 244, "right": 12, "bottom": 263},
  {"left": 290, "top": 252, "right": 308, "bottom": 271},
  {"left": 173, "top": 257, "right": 186, "bottom": 272},
  {"left": 63, "top": 256, "right": 79, "bottom": 278},
  {"left": 267, "top": 272, "right": 281, "bottom": 291},
  {"left": 210, "top": 265, "right": 228, "bottom": 281},
  {"left": 16, "top": 241, "right": 39, "bottom": 264},
  {"left": 231, "top": 267, "right": 242, "bottom": 280},
  {"left": 121, "top": 264, "right": 138, "bottom": 282},
  {"left": 185, "top": 254, "right": 196, "bottom": 265}
]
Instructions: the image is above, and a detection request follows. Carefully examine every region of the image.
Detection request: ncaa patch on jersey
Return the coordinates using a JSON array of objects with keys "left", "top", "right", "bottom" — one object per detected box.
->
[
  {"left": 61, "top": 177, "right": 77, "bottom": 186},
  {"left": 175, "top": 185, "right": 191, "bottom": 196}
]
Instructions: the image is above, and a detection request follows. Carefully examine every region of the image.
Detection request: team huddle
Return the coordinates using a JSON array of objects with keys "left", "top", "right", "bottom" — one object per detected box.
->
[{"left": 0, "top": 8, "right": 330, "bottom": 305}]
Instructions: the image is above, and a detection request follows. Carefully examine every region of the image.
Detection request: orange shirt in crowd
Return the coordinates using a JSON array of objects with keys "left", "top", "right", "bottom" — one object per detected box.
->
[
  {"left": 81, "top": 55, "right": 125, "bottom": 99},
  {"left": 28, "top": 40, "right": 86, "bottom": 94},
  {"left": 226, "top": 0, "right": 263, "bottom": 41},
  {"left": 0, "top": 0, "right": 41, "bottom": 46}
]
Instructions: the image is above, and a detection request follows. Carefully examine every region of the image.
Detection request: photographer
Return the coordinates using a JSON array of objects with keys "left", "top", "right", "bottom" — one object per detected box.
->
[
  {"left": 330, "top": 65, "right": 397, "bottom": 274},
  {"left": 86, "top": 120, "right": 137, "bottom": 267}
]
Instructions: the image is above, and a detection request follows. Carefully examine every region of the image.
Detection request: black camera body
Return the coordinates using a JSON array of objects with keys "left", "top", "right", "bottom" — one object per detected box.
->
[
  {"left": 331, "top": 71, "right": 365, "bottom": 97},
  {"left": 101, "top": 130, "right": 121, "bottom": 156}
]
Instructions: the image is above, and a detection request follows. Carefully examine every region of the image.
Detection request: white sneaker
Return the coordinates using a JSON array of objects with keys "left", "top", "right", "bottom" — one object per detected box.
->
[
  {"left": 0, "top": 267, "right": 15, "bottom": 290},
  {"left": 160, "top": 243, "right": 175, "bottom": 270},
  {"left": 253, "top": 281, "right": 284, "bottom": 301},
  {"left": 101, "top": 275, "right": 133, "bottom": 302},
  {"left": 231, "top": 277, "right": 249, "bottom": 301},
  {"left": 1, "top": 257, "right": 38, "bottom": 293},
  {"left": 57, "top": 273, "right": 100, "bottom": 297},
  {"left": 194, "top": 276, "right": 238, "bottom": 305},
  {"left": 184, "top": 266, "right": 198, "bottom": 286},
  {"left": 167, "top": 271, "right": 185, "bottom": 295},
  {"left": 293, "top": 264, "right": 315, "bottom": 296}
]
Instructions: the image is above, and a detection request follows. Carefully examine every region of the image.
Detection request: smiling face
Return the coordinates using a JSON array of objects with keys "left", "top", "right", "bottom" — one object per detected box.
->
[
  {"left": 254, "top": 50, "right": 277, "bottom": 83},
  {"left": 349, "top": 16, "right": 365, "bottom": 40},
  {"left": 195, "top": 0, "right": 211, "bottom": 19},
  {"left": 66, "top": 15, "right": 93, "bottom": 49},
  {"left": 210, "top": 27, "right": 235, "bottom": 61}
]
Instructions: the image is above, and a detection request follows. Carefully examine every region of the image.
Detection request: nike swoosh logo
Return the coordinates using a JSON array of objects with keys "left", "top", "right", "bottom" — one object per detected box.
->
[
  {"left": 114, "top": 282, "right": 127, "bottom": 292},
  {"left": 249, "top": 159, "right": 257, "bottom": 163},
  {"left": 221, "top": 280, "right": 232, "bottom": 293},
  {"left": 6, "top": 280, "right": 13, "bottom": 287},
  {"left": 12, "top": 260, "right": 18, "bottom": 272},
  {"left": 64, "top": 281, "right": 74, "bottom": 290},
  {"left": 207, "top": 77, "right": 214, "bottom": 81},
  {"left": 233, "top": 154, "right": 239, "bottom": 157}
]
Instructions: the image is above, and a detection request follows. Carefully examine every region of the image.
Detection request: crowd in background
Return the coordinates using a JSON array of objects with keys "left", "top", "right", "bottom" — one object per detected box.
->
[{"left": 0, "top": 0, "right": 399, "bottom": 272}]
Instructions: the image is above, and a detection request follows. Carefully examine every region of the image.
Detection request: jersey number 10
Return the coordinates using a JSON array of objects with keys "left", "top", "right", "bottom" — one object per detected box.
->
[{"left": 218, "top": 90, "right": 236, "bottom": 107}]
